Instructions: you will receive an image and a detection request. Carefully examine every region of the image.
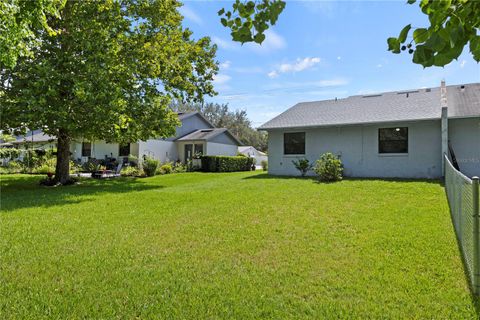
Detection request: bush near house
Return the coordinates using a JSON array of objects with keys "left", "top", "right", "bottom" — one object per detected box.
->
[
  {"left": 0, "top": 148, "right": 20, "bottom": 160},
  {"left": 173, "top": 161, "right": 187, "bottom": 173},
  {"left": 5, "top": 161, "right": 23, "bottom": 174},
  {"left": 82, "top": 159, "right": 100, "bottom": 173},
  {"left": 142, "top": 157, "right": 159, "bottom": 177},
  {"left": 120, "top": 166, "right": 142, "bottom": 177},
  {"left": 201, "top": 155, "right": 254, "bottom": 172},
  {"left": 314, "top": 152, "right": 343, "bottom": 182},
  {"left": 157, "top": 163, "right": 173, "bottom": 175},
  {"left": 292, "top": 158, "right": 313, "bottom": 177},
  {"left": 261, "top": 160, "right": 268, "bottom": 171},
  {"left": 31, "top": 158, "right": 56, "bottom": 174},
  {"left": 0, "top": 149, "right": 71, "bottom": 175}
]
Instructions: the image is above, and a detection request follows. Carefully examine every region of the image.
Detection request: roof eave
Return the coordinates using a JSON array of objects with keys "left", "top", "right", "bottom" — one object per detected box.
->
[{"left": 258, "top": 117, "right": 443, "bottom": 131}]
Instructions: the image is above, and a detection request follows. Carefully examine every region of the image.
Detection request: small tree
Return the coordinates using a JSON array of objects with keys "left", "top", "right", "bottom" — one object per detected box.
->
[
  {"left": 314, "top": 153, "right": 343, "bottom": 182},
  {"left": 292, "top": 158, "right": 312, "bottom": 177}
]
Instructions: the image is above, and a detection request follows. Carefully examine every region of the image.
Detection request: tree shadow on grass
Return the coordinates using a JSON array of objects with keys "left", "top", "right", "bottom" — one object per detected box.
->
[
  {"left": 243, "top": 173, "right": 443, "bottom": 185},
  {"left": 0, "top": 175, "right": 164, "bottom": 212}
]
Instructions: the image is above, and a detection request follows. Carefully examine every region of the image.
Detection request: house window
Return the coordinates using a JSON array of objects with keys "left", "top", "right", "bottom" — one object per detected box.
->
[
  {"left": 194, "top": 144, "right": 203, "bottom": 156},
  {"left": 81, "top": 142, "right": 91, "bottom": 157},
  {"left": 119, "top": 143, "right": 130, "bottom": 157},
  {"left": 284, "top": 132, "right": 305, "bottom": 155},
  {"left": 378, "top": 127, "right": 408, "bottom": 154}
]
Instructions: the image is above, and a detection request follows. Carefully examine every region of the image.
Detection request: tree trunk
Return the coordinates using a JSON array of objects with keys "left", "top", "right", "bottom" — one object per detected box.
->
[{"left": 54, "top": 129, "right": 71, "bottom": 184}]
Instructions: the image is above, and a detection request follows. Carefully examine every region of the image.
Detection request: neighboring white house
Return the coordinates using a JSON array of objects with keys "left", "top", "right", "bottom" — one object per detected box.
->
[
  {"left": 12, "top": 112, "right": 241, "bottom": 164},
  {"left": 259, "top": 81, "right": 480, "bottom": 179},
  {"left": 238, "top": 146, "right": 268, "bottom": 166}
]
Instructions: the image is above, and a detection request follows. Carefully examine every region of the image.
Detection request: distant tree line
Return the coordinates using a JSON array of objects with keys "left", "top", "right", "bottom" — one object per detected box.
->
[{"left": 172, "top": 102, "right": 267, "bottom": 152}]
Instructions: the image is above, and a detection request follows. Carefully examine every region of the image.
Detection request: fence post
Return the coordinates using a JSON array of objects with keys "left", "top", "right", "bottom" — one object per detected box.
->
[{"left": 473, "top": 176, "right": 480, "bottom": 295}]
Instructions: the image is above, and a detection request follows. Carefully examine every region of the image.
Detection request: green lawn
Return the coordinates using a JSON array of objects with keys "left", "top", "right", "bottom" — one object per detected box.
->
[{"left": 0, "top": 172, "right": 477, "bottom": 319}]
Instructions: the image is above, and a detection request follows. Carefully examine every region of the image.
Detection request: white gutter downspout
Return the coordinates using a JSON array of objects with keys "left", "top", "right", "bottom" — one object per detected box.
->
[{"left": 441, "top": 80, "right": 448, "bottom": 176}]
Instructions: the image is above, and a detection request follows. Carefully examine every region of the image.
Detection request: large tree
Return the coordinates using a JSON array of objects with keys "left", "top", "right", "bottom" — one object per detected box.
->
[{"left": 1, "top": 0, "right": 217, "bottom": 184}]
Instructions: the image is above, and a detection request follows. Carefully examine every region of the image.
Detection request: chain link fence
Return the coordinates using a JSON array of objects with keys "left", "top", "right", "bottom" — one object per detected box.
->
[{"left": 444, "top": 155, "right": 480, "bottom": 295}]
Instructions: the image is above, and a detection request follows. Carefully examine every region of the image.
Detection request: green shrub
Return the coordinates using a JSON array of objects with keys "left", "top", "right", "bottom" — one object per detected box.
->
[
  {"left": 142, "top": 157, "right": 159, "bottom": 177},
  {"left": 70, "top": 161, "right": 81, "bottom": 174},
  {"left": 0, "top": 166, "right": 9, "bottom": 174},
  {"left": 32, "top": 158, "right": 56, "bottom": 174},
  {"left": 292, "top": 158, "right": 312, "bottom": 177},
  {"left": 173, "top": 162, "right": 187, "bottom": 173},
  {"left": 314, "top": 152, "right": 343, "bottom": 182},
  {"left": 82, "top": 159, "right": 101, "bottom": 173},
  {"left": 158, "top": 163, "right": 173, "bottom": 175},
  {"left": 201, "top": 156, "right": 254, "bottom": 172},
  {"left": 128, "top": 154, "right": 138, "bottom": 163},
  {"left": 0, "top": 148, "right": 20, "bottom": 160},
  {"left": 121, "top": 166, "right": 141, "bottom": 177},
  {"left": 261, "top": 160, "right": 268, "bottom": 171},
  {"left": 7, "top": 161, "right": 24, "bottom": 173}
]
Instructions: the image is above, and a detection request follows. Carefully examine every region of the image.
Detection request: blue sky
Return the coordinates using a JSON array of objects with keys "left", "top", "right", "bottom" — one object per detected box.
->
[{"left": 180, "top": 1, "right": 480, "bottom": 128}]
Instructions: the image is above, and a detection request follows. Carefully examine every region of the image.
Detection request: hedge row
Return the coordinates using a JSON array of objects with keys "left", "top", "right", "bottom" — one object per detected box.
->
[{"left": 201, "top": 156, "right": 254, "bottom": 172}]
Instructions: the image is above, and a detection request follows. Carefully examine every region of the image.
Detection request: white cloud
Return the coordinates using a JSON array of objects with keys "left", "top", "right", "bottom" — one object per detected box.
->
[
  {"left": 337, "top": 56, "right": 342, "bottom": 60},
  {"left": 179, "top": 6, "right": 203, "bottom": 25},
  {"left": 220, "top": 60, "right": 231, "bottom": 69},
  {"left": 213, "top": 74, "right": 231, "bottom": 85},
  {"left": 280, "top": 57, "right": 321, "bottom": 73},
  {"left": 267, "top": 70, "right": 279, "bottom": 79},
  {"left": 460, "top": 60, "right": 467, "bottom": 68},
  {"left": 268, "top": 57, "right": 321, "bottom": 78},
  {"left": 376, "top": 64, "right": 383, "bottom": 68}
]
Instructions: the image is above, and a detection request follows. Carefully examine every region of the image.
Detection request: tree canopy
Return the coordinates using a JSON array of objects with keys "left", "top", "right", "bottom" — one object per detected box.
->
[
  {"left": 0, "top": 0, "right": 65, "bottom": 68},
  {"left": 1, "top": 0, "right": 218, "bottom": 183},
  {"left": 172, "top": 102, "right": 268, "bottom": 152},
  {"left": 388, "top": 0, "right": 480, "bottom": 67}
]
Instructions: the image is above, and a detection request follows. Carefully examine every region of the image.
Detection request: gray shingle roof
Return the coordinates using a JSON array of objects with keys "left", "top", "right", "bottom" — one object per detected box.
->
[
  {"left": 177, "top": 111, "right": 215, "bottom": 129},
  {"left": 176, "top": 128, "right": 242, "bottom": 145},
  {"left": 177, "top": 112, "right": 196, "bottom": 120},
  {"left": 13, "top": 130, "right": 56, "bottom": 144},
  {"left": 176, "top": 128, "right": 227, "bottom": 140},
  {"left": 259, "top": 83, "right": 480, "bottom": 130}
]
